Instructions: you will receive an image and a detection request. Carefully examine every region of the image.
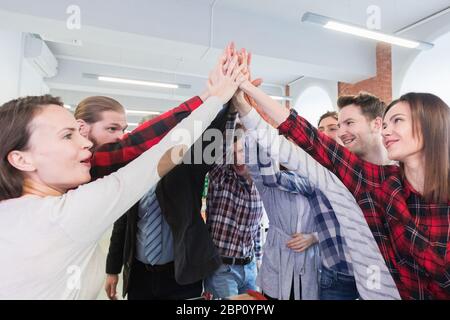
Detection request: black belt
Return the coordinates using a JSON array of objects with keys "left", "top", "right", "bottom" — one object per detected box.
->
[
  {"left": 135, "top": 259, "right": 174, "bottom": 272},
  {"left": 222, "top": 256, "right": 253, "bottom": 266}
]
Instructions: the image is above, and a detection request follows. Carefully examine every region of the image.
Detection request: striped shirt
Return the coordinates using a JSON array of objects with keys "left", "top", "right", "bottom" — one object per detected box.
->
[
  {"left": 240, "top": 108, "right": 401, "bottom": 300},
  {"left": 246, "top": 134, "right": 353, "bottom": 275},
  {"left": 245, "top": 135, "right": 320, "bottom": 300}
]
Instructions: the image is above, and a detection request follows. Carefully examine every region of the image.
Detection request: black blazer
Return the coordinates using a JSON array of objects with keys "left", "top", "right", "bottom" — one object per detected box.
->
[{"left": 105, "top": 106, "right": 229, "bottom": 296}]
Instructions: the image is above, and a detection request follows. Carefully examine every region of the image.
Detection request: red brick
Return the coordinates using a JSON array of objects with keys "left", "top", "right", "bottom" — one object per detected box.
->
[{"left": 338, "top": 43, "right": 392, "bottom": 104}]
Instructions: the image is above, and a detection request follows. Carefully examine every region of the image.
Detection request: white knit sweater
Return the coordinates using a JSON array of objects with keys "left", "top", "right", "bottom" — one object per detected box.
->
[{"left": 0, "top": 96, "right": 222, "bottom": 300}]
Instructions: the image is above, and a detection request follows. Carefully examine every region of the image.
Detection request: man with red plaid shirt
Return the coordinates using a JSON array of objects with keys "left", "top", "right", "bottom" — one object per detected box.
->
[
  {"left": 278, "top": 107, "right": 449, "bottom": 300},
  {"left": 239, "top": 80, "right": 450, "bottom": 300},
  {"left": 88, "top": 93, "right": 209, "bottom": 179},
  {"left": 76, "top": 92, "right": 210, "bottom": 299}
]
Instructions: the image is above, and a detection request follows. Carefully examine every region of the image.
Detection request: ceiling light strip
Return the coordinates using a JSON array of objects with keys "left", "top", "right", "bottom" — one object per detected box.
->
[
  {"left": 98, "top": 76, "right": 179, "bottom": 89},
  {"left": 301, "top": 12, "right": 433, "bottom": 50}
]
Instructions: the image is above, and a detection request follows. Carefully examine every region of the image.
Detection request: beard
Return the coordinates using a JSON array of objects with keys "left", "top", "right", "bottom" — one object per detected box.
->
[
  {"left": 87, "top": 133, "right": 100, "bottom": 151},
  {"left": 233, "top": 164, "right": 249, "bottom": 178}
]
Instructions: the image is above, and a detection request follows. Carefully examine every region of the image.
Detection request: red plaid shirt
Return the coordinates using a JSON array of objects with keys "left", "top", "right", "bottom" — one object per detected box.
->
[
  {"left": 90, "top": 96, "right": 203, "bottom": 179},
  {"left": 278, "top": 109, "right": 450, "bottom": 300}
]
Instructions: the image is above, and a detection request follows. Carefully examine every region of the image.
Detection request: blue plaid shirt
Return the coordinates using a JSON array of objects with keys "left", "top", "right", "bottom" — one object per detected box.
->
[{"left": 246, "top": 135, "right": 353, "bottom": 275}]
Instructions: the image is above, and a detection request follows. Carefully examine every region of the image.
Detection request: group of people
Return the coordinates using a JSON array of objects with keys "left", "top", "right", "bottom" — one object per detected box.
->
[{"left": 0, "top": 43, "right": 448, "bottom": 300}]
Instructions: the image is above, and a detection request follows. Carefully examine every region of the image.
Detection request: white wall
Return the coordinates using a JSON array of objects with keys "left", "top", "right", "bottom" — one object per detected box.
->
[
  {"left": 399, "top": 31, "right": 450, "bottom": 105},
  {"left": 0, "top": 29, "right": 49, "bottom": 105},
  {"left": 0, "top": 30, "right": 22, "bottom": 104},
  {"left": 19, "top": 59, "right": 50, "bottom": 96},
  {"left": 289, "top": 77, "right": 338, "bottom": 127},
  {"left": 392, "top": 11, "right": 450, "bottom": 99}
]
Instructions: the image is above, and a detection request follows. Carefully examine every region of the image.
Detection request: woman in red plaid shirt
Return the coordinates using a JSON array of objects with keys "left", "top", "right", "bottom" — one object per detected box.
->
[{"left": 236, "top": 69, "right": 449, "bottom": 299}]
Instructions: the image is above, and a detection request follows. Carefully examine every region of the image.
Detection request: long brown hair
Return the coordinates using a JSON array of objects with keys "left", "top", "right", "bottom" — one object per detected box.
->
[
  {"left": 0, "top": 95, "right": 64, "bottom": 201},
  {"left": 74, "top": 96, "right": 124, "bottom": 123},
  {"left": 384, "top": 92, "right": 449, "bottom": 203}
]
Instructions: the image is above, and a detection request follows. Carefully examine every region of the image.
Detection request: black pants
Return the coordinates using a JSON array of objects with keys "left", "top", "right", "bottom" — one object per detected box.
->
[{"left": 127, "top": 260, "right": 202, "bottom": 300}]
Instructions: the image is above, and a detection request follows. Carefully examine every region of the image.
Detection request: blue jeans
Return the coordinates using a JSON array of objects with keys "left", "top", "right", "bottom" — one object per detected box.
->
[
  {"left": 319, "top": 265, "right": 359, "bottom": 300},
  {"left": 203, "top": 259, "right": 257, "bottom": 299}
]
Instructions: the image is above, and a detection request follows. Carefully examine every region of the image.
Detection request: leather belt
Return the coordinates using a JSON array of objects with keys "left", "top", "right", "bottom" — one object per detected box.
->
[
  {"left": 222, "top": 256, "right": 253, "bottom": 266},
  {"left": 136, "top": 259, "right": 174, "bottom": 272}
]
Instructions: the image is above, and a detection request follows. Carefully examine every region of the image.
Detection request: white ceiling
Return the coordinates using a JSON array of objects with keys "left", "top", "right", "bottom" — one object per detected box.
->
[{"left": 0, "top": 0, "right": 449, "bottom": 127}]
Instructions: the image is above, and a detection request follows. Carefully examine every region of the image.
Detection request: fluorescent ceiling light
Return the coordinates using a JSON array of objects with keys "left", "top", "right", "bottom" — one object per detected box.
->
[
  {"left": 64, "top": 104, "right": 161, "bottom": 117},
  {"left": 127, "top": 122, "right": 139, "bottom": 127},
  {"left": 301, "top": 12, "right": 433, "bottom": 50},
  {"left": 98, "top": 76, "right": 179, "bottom": 89},
  {"left": 126, "top": 109, "right": 161, "bottom": 115},
  {"left": 270, "top": 95, "right": 292, "bottom": 101},
  {"left": 325, "top": 21, "right": 421, "bottom": 48}
]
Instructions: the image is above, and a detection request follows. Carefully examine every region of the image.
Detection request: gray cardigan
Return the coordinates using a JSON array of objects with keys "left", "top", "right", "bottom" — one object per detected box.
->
[{"left": 245, "top": 137, "right": 320, "bottom": 300}]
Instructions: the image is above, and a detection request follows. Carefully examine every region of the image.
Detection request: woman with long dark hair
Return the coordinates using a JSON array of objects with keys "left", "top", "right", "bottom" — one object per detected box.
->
[{"left": 238, "top": 75, "right": 449, "bottom": 299}]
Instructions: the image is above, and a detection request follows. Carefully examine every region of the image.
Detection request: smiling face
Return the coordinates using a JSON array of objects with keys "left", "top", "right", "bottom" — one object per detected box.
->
[
  {"left": 20, "top": 105, "right": 94, "bottom": 192},
  {"left": 318, "top": 116, "right": 339, "bottom": 142},
  {"left": 337, "top": 104, "right": 381, "bottom": 157},
  {"left": 382, "top": 101, "right": 423, "bottom": 162}
]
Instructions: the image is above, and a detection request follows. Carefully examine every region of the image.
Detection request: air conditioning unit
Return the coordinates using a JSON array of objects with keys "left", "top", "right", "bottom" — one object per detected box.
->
[{"left": 24, "top": 34, "right": 58, "bottom": 78}]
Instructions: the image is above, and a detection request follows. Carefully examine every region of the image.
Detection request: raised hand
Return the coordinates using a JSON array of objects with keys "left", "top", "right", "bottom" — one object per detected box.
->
[
  {"left": 207, "top": 49, "right": 247, "bottom": 105},
  {"left": 227, "top": 46, "right": 263, "bottom": 117},
  {"left": 234, "top": 47, "right": 263, "bottom": 107},
  {"left": 231, "top": 87, "right": 252, "bottom": 116}
]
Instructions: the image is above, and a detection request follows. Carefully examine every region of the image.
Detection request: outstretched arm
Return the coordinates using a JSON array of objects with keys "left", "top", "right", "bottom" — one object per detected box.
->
[
  {"left": 58, "top": 46, "right": 246, "bottom": 242},
  {"left": 239, "top": 81, "right": 390, "bottom": 196},
  {"left": 244, "top": 132, "right": 313, "bottom": 195},
  {"left": 90, "top": 43, "right": 245, "bottom": 180},
  {"left": 90, "top": 96, "right": 205, "bottom": 179}
]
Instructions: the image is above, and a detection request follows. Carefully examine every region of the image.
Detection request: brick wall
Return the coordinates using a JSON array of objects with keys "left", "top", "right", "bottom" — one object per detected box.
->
[
  {"left": 285, "top": 85, "right": 291, "bottom": 109},
  {"left": 338, "top": 43, "right": 392, "bottom": 104}
]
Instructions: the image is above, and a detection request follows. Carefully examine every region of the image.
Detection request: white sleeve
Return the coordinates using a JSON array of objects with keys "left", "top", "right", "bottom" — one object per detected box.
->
[
  {"left": 240, "top": 108, "right": 340, "bottom": 190},
  {"left": 51, "top": 96, "right": 224, "bottom": 242},
  {"left": 241, "top": 110, "right": 402, "bottom": 300}
]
